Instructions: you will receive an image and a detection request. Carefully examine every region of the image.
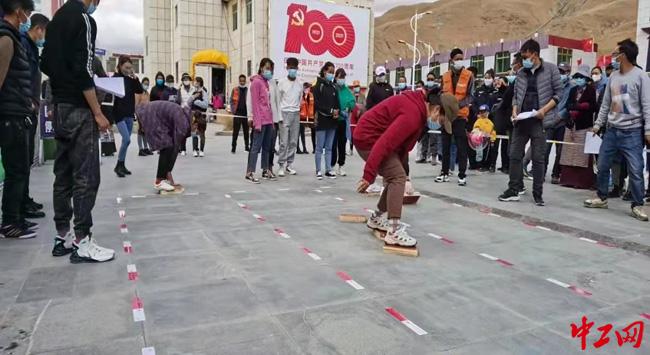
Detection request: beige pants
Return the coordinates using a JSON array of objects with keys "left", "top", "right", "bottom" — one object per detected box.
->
[{"left": 358, "top": 150, "right": 407, "bottom": 219}]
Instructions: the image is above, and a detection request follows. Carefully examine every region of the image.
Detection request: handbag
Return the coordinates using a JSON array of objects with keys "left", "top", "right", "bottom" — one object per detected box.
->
[{"left": 559, "top": 128, "right": 589, "bottom": 168}]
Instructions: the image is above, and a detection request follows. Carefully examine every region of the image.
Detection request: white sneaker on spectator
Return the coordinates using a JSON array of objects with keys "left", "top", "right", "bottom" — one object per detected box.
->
[
  {"left": 70, "top": 236, "right": 115, "bottom": 263},
  {"left": 286, "top": 166, "right": 297, "bottom": 175}
]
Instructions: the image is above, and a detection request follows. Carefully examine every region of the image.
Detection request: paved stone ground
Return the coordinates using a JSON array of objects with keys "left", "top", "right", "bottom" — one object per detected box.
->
[{"left": 1, "top": 125, "right": 649, "bottom": 355}]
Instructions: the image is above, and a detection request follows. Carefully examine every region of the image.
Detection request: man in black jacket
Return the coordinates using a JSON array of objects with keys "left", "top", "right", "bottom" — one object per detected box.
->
[
  {"left": 20, "top": 12, "right": 48, "bottom": 220},
  {"left": 366, "top": 66, "right": 394, "bottom": 110},
  {"left": 0, "top": 0, "right": 36, "bottom": 239},
  {"left": 41, "top": 0, "right": 115, "bottom": 263}
]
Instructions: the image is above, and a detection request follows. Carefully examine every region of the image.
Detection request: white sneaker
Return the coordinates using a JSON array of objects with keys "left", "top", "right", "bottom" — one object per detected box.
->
[
  {"left": 384, "top": 226, "right": 417, "bottom": 247},
  {"left": 458, "top": 177, "right": 467, "bottom": 186},
  {"left": 435, "top": 174, "right": 450, "bottom": 183},
  {"left": 154, "top": 180, "right": 175, "bottom": 192},
  {"left": 70, "top": 236, "right": 115, "bottom": 263},
  {"left": 316, "top": 171, "right": 323, "bottom": 180},
  {"left": 337, "top": 166, "right": 347, "bottom": 176},
  {"left": 181, "top": 151, "right": 187, "bottom": 156},
  {"left": 193, "top": 150, "right": 199, "bottom": 157},
  {"left": 286, "top": 166, "right": 297, "bottom": 175},
  {"left": 278, "top": 168, "right": 286, "bottom": 177},
  {"left": 367, "top": 214, "right": 390, "bottom": 232},
  {"left": 199, "top": 151, "right": 205, "bottom": 157}
]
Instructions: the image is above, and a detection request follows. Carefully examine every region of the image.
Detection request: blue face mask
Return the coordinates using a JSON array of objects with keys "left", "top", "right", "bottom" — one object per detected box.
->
[
  {"left": 287, "top": 69, "right": 297, "bottom": 79},
  {"left": 19, "top": 17, "right": 31, "bottom": 34},
  {"left": 262, "top": 70, "right": 273, "bottom": 81},
  {"left": 142, "top": 84, "right": 149, "bottom": 91},
  {"left": 506, "top": 75, "right": 516, "bottom": 84},
  {"left": 560, "top": 74, "right": 568, "bottom": 83},
  {"left": 35, "top": 38, "right": 45, "bottom": 48},
  {"left": 425, "top": 81, "right": 434, "bottom": 88},
  {"left": 398, "top": 83, "right": 406, "bottom": 90},
  {"left": 325, "top": 73, "right": 335, "bottom": 82},
  {"left": 574, "top": 78, "right": 586, "bottom": 87},
  {"left": 156, "top": 79, "right": 164, "bottom": 86},
  {"left": 428, "top": 120, "right": 441, "bottom": 130},
  {"left": 522, "top": 58, "right": 534, "bottom": 69},
  {"left": 337, "top": 79, "right": 346, "bottom": 87},
  {"left": 354, "top": 87, "right": 360, "bottom": 93},
  {"left": 611, "top": 58, "right": 620, "bottom": 70},
  {"left": 87, "top": 1, "right": 97, "bottom": 15}
]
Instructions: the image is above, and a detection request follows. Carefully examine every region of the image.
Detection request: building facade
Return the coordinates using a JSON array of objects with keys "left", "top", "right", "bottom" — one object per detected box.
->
[
  {"left": 637, "top": 0, "right": 650, "bottom": 71},
  {"left": 143, "top": 0, "right": 374, "bottom": 95}
]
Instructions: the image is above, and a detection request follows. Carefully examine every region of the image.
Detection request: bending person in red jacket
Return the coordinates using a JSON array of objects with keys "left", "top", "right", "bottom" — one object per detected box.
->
[{"left": 354, "top": 89, "right": 458, "bottom": 246}]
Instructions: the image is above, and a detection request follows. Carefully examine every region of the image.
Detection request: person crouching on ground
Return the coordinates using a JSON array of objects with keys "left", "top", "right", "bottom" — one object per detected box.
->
[
  {"left": 354, "top": 89, "right": 457, "bottom": 246},
  {"left": 134, "top": 101, "right": 191, "bottom": 192}
]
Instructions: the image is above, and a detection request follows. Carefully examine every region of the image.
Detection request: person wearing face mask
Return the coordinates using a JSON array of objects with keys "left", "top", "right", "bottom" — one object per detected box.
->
[
  {"left": 416, "top": 72, "right": 440, "bottom": 165},
  {"left": 313, "top": 62, "right": 340, "bottom": 179},
  {"left": 111, "top": 56, "right": 144, "bottom": 178},
  {"left": 149, "top": 72, "right": 168, "bottom": 102},
  {"left": 498, "top": 39, "right": 563, "bottom": 207},
  {"left": 493, "top": 54, "right": 522, "bottom": 175},
  {"left": 190, "top": 76, "right": 209, "bottom": 157},
  {"left": 230, "top": 74, "right": 250, "bottom": 154},
  {"left": 355, "top": 89, "right": 457, "bottom": 248},
  {"left": 298, "top": 82, "right": 315, "bottom": 154},
  {"left": 276, "top": 57, "right": 302, "bottom": 176},
  {"left": 18, "top": 13, "right": 48, "bottom": 220},
  {"left": 366, "top": 66, "right": 394, "bottom": 110},
  {"left": 0, "top": 0, "right": 38, "bottom": 239},
  {"left": 330, "top": 68, "right": 355, "bottom": 177},
  {"left": 396, "top": 76, "right": 409, "bottom": 94},
  {"left": 136, "top": 77, "right": 153, "bottom": 156},
  {"left": 557, "top": 65, "right": 597, "bottom": 190},
  {"left": 165, "top": 74, "right": 178, "bottom": 102},
  {"left": 585, "top": 39, "right": 650, "bottom": 221},
  {"left": 245, "top": 58, "right": 277, "bottom": 183},
  {"left": 40, "top": 0, "right": 116, "bottom": 262},
  {"left": 437, "top": 48, "right": 474, "bottom": 186},
  {"left": 175, "top": 73, "right": 195, "bottom": 156},
  {"left": 349, "top": 80, "right": 366, "bottom": 155}
]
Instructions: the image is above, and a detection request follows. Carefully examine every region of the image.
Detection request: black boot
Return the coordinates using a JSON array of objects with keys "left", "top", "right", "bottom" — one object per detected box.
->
[
  {"left": 144, "top": 149, "right": 154, "bottom": 155},
  {"left": 138, "top": 149, "right": 147, "bottom": 156},
  {"left": 114, "top": 162, "right": 125, "bottom": 178},
  {"left": 122, "top": 163, "right": 132, "bottom": 175}
]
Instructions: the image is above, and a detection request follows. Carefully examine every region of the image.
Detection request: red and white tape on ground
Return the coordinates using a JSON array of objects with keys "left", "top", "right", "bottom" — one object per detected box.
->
[
  {"left": 578, "top": 237, "right": 614, "bottom": 247},
  {"left": 116, "top": 197, "right": 123, "bottom": 204},
  {"left": 120, "top": 224, "right": 128, "bottom": 234},
  {"left": 546, "top": 278, "right": 592, "bottom": 296},
  {"left": 302, "top": 247, "right": 322, "bottom": 261},
  {"left": 428, "top": 233, "right": 454, "bottom": 244},
  {"left": 385, "top": 307, "right": 428, "bottom": 335},
  {"left": 141, "top": 347, "right": 156, "bottom": 355},
  {"left": 127, "top": 264, "right": 138, "bottom": 281},
  {"left": 336, "top": 271, "right": 364, "bottom": 290},
  {"left": 123, "top": 241, "right": 133, "bottom": 254},
  {"left": 479, "top": 253, "right": 514, "bottom": 267},
  {"left": 224, "top": 194, "right": 232, "bottom": 199},
  {"left": 237, "top": 202, "right": 250, "bottom": 210},
  {"left": 252, "top": 213, "right": 266, "bottom": 222},
  {"left": 118, "top": 210, "right": 125, "bottom": 219},
  {"left": 273, "top": 228, "right": 291, "bottom": 239},
  {"left": 641, "top": 313, "right": 650, "bottom": 320},
  {"left": 132, "top": 296, "right": 146, "bottom": 322}
]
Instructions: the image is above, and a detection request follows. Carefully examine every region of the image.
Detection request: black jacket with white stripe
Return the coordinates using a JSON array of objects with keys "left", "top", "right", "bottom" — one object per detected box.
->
[{"left": 41, "top": 0, "right": 97, "bottom": 107}]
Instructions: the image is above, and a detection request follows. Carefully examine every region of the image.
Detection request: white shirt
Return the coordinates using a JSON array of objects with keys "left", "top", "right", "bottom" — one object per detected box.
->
[{"left": 277, "top": 77, "right": 302, "bottom": 113}]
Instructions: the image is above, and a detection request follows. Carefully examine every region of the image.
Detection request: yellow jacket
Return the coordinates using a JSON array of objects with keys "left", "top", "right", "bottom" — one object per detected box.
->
[{"left": 473, "top": 116, "right": 496, "bottom": 142}]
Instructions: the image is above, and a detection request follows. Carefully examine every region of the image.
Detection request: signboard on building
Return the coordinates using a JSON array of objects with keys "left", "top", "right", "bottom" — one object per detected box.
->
[{"left": 270, "top": 0, "right": 371, "bottom": 86}]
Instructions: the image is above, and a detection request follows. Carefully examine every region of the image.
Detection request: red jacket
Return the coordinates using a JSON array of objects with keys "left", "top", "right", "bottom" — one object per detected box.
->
[{"left": 353, "top": 90, "right": 427, "bottom": 184}]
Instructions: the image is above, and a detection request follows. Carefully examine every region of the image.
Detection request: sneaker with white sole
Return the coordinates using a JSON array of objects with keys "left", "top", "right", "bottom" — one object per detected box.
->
[
  {"left": 154, "top": 180, "right": 175, "bottom": 191},
  {"left": 458, "top": 177, "right": 467, "bottom": 186},
  {"left": 278, "top": 168, "right": 285, "bottom": 177},
  {"left": 384, "top": 226, "right": 417, "bottom": 247},
  {"left": 70, "top": 236, "right": 115, "bottom": 263},
  {"left": 367, "top": 214, "right": 390, "bottom": 232},
  {"left": 193, "top": 150, "right": 199, "bottom": 157},
  {"left": 286, "top": 166, "right": 297, "bottom": 175},
  {"left": 434, "top": 174, "right": 450, "bottom": 183},
  {"left": 584, "top": 197, "right": 608, "bottom": 209},
  {"left": 181, "top": 151, "right": 187, "bottom": 156},
  {"left": 337, "top": 166, "right": 347, "bottom": 176},
  {"left": 519, "top": 187, "right": 527, "bottom": 195},
  {"left": 199, "top": 151, "right": 205, "bottom": 157},
  {"left": 325, "top": 171, "right": 337, "bottom": 179},
  {"left": 631, "top": 206, "right": 649, "bottom": 221},
  {"left": 245, "top": 173, "right": 261, "bottom": 184},
  {"left": 52, "top": 231, "right": 74, "bottom": 257},
  {"left": 0, "top": 224, "right": 37, "bottom": 239},
  {"left": 316, "top": 171, "right": 323, "bottom": 180},
  {"left": 498, "top": 189, "right": 520, "bottom": 202}
]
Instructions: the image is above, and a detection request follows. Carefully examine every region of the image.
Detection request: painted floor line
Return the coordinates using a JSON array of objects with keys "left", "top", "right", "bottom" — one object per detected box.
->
[
  {"left": 385, "top": 308, "right": 428, "bottom": 335},
  {"left": 546, "top": 278, "right": 592, "bottom": 296}
]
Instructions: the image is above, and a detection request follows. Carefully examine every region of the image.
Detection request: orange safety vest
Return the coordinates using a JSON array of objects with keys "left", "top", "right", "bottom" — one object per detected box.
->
[
  {"left": 300, "top": 92, "right": 315, "bottom": 122},
  {"left": 442, "top": 69, "right": 472, "bottom": 118},
  {"left": 231, "top": 87, "right": 240, "bottom": 113}
]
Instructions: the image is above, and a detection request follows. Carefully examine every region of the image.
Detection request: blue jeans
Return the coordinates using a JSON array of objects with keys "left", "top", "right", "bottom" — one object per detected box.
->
[
  {"left": 315, "top": 128, "right": 336, "bottom": 173},
  {"left": 116, "top": 117, "right": 134, "bottom": 162},
  {"left": 247, "top": 124, "right": 274, "bottom": 173},
  {"left": 597, "top": 127, "right": 645, "bottom": 207}
]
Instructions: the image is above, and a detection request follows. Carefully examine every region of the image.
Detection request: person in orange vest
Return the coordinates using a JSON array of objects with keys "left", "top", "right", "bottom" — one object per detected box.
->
[
  {"left": 435, "top": 48, "right": 474, "bottom": 186},
  {"left": 298, "top": 82, "right": 315, "bottom": 154}
]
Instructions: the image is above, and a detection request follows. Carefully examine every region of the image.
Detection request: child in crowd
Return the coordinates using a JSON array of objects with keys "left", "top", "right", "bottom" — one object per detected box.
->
[{"left": 472, "top": 104, "right": 497, "bottom": 172}]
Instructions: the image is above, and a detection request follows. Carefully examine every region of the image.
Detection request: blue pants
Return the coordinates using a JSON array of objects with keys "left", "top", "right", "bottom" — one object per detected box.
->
[
  {"left": 116, "top": 117, "right": 134, "bottom": 162},
  {"left": 315, "top": 128, "right": 336, "bottom": 173},
  {"left": 247, "top": 124, "right": 274, "bottom": 173},
  {"left": 597, "top": 127, "right": 645, "bottom": 207}
]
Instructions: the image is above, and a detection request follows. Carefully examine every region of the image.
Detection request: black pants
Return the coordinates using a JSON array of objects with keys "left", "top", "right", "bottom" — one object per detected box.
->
[
  {"left": 498, "top": 136, "right": 510, "bottom": 170},
  {"left": 52, "top": 104, "right": 100, "bottom": 237},
  {"left": 508, "top": 119, "right": 545, "bottom": 198},
  {"left": 179, "top": 137, "right": 188, "bottom": 153},
  {"left": 482, "top": 142, "right": 498, "bottom": 169},
  {"left": 0, "top": 117, "right": 30, "bottom": 225},
  {"left": 157, "top": 146, "right": 179, "bottom": 179},
  {"left": 22, "top": 114, "right": 37, "bottom": 209},
  {"left": 192, "top": 123, "right": 206, "bottom": 152},
  {"left": 232, "top": 116, "right": 249, "bottom": 152},
  {"left": 441, "top": 119, "right": 468, "bottom": 179},
  {"left": 267, "top": 123, "right": 279, "bottom": 168},
  {"left": 299, "top": 122, "right": 315, "bottom": 152},
  {"left": 331, "top": 120, "right": 347, "bottom": 167}
]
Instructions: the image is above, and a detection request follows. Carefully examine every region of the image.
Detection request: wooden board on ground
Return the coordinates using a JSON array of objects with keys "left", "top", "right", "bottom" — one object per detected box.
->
[
  {"left": 373, "top": 229, "right": 419, "bottom": 257},
  {"left": 339, "top": 214, "right": 368, "bottom": 223},
  {"left": 361, "top": 192, "right": 381, "bottom": 197},
  {"left": 403, "top": 193, "right": 421, "bottom": 205},
  {"left": 159, "top": 186, "right": 185, "bottom": 195}
]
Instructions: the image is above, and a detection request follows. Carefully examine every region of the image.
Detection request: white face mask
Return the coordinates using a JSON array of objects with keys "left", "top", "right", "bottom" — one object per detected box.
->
[
  {"left": 183, "top": 80, "right": 191, "bottom": 86},
  {"left": 452, "top": 61, "right": 463, "bottom": 71},
  {"left": 483, "top": 79, "right": 493, "bottom": 87},
  {"left": 592, "top": 74, "right": 601, "bottom": 82}
]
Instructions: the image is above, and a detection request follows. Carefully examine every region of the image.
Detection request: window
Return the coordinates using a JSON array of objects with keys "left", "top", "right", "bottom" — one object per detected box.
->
[
  {"left": 495, "top": 51, "right": 510, "bottom": 74},
  {"left": 414, "top": 64, "right": 422, "bottom": 83},
  {"left": 557, "top": 48, "right": 573, "bottom": 66},
  {"left": 106, "top": 57, "right": 117, "bottom": 73},
  {"left": 247, "top": 60, "right": 252, "bottom": 77},
  {"left": 429, "top": 61, "right": 440, "bottom": 78},
  {"left": 174, "top": 4, "right": 178, "bottom": 28},
  {"left": 246, "top": 0, "right": 253, "bottom": 24},
  {"left": 232, "top": 3, "right": 238, "bottom": 31},
  {"left": 470, "top": 55, "right": 485, "bottom": 77},
  {"left": 396, "top": 67, "right": 405, "bottom": 84},
  {"left": 385, "top": 69, "right": 390, "bottom": 85}
]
